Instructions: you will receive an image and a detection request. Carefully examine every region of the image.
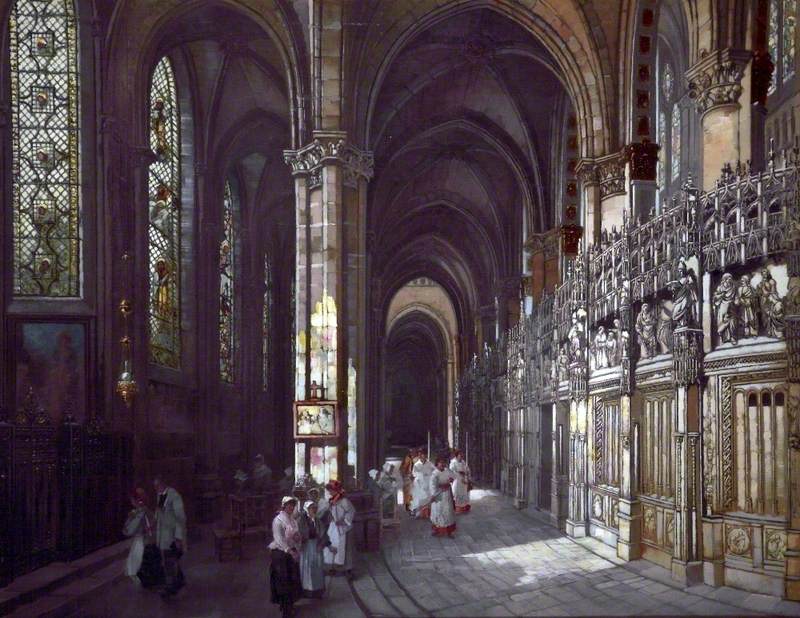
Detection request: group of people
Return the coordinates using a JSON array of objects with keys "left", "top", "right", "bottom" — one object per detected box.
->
[
  {"left": 123, "top": 478, "right": 187, "bottom": 599},
  {"left": 400, "top": 448, "right": 472, "bottom": 537},
  {"left": 268, "top": 479, "right": 356, "bottom": 618}
]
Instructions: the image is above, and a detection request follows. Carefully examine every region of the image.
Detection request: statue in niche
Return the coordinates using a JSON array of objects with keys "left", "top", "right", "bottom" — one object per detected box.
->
[
  {"left": 567, "top": 310, "right": 586, "bottom": 363},
  {"left": 617, "top": 320, "right": 630, "bottom": 360},
  {"left": 635, "top": 302, "right": 657, "bottom": 358},
  {"left": 713, "top": 273, "right": 738, "bottom": 344},
  {"left": 657, "top": 300, "right": 674, "bottom": 353},
  {"left": 757, "top": 267, "right": 785, "bottom": 338},
  {"left": 606, "top": 329, "right": 619, "bottom": 367},
  {"left": 591, "top": 326, "right": 608, "bottom": 369},
  {"left": 668, "top": 261, "right": 699, "bottom": 328},
  {"left": 737, "top": 275, "right": 758, "bottom": 338},
  {"left": 557, "top": 344, "right": 570, "bottom": 381}
]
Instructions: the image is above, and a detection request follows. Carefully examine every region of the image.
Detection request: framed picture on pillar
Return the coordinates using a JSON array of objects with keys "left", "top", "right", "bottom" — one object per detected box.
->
[
  {"left": 12, "top": 320, "right": 89, "bottom": 424},
  {"left": 293, "top": 401, "right": 339, "bottom": 438}
]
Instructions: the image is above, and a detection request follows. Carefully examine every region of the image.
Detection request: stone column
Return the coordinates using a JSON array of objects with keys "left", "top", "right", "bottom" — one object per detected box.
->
[
  {"left": 624, "top": 141, "right": 660, "bottom": 221},
  {"left": 671, "top": 314, "right": 704, "bottom": 584},
  {"left": 616, "top": 257, "right": 640, "bottom": 560},
  {"left": 687, "top": 49, "right": 752, "bottom": 190},
  {"left": 284, "top": 134, "right": 373, "bottom": 481},
  {"left": 594, "top": 152, "right": 627, "bottom": 234},
  {"left": 551, "top": 401, "right": 569, "bottom": 531},
  {"left": 566, "top": 309, "right": 589, "bottom": 537},
  {"left": 785, "top": 228, "right": 800, "bottom": 600}
]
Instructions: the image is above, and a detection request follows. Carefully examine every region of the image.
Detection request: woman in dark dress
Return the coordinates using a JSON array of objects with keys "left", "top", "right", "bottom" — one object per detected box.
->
[
  {"left": 269, "top": 497, "right": 303, "bottom": 617},
  {"left": 298, "top": 500, "right": 332, "bottom": 597}
]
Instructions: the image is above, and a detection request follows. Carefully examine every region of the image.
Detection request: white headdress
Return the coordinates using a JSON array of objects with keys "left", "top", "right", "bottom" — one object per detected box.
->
[
  {"left": 304, "top": 500, "right": 316, "bottom": 513},
  {"left": 368, "top": 469, "right": 379, "bottom": 480},
  {"left": 281, "top": 496, "right": 296, "bottom": 507}
]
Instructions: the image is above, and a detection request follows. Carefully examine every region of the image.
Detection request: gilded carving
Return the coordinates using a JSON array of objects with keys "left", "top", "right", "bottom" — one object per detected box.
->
[
  {"left": 725, "top": 525, "right": 752, "bottom": 557},
  {"left": 643, "top": 505, "right": 657, "bottom": 541},
  {"left": 592, "top": 494, "right": 603, "bottom": 519},
  {"left": 765, "top": 529, "right": 787, "bottom": 562},
  {"left": 665, "top": 512, "right": 675, "bottom": 548}
]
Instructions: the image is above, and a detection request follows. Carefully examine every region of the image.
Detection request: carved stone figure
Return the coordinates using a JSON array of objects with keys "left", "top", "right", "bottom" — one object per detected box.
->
[
  {"left": 713, "top": 273, "right": 738, "bottom": 344},
  {"left": 737, "top": 275, "right": 758, "bottom": 337},
  {"left": 557, "top": 344, "right": 569, "bottom": 381},
  {"left": 567, "top": 310, "right": 586, "bottom": 363},
  {"left": 657, "top": 300, "right": 673, "bottom": 353},
  {"left": 635, "top": 302, "right": 657, "bottom": 358},
  {"left": 606, "top": 329, "right": 619, "bottom": 367},
  {"left": 668, "top": 261, "right": 699, "bottom": 328},
  {"left": 592, "top": 326, "right": 608, "bottom": 369},
  {"left": 757, "top": 267, "right": 785, "bottom": 338}
]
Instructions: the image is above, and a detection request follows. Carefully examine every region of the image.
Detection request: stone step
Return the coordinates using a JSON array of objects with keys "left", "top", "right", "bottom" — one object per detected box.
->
[{"left": 1, "top": 541, "right": 129, "bottom": 617}]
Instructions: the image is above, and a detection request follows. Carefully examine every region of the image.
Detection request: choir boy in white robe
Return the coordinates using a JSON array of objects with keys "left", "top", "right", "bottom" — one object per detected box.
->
[
  {"left": 429, "top": 457, "right": 457, "bottom": 537},
  {"left": 317, "top": 480, "right": 356, "bottom": 579},
  {"left": 411, "top": 450, "right": 435, "bottom": 519},
  {"left": 449, "top": 450, "right": 471, "bottom": 513}
]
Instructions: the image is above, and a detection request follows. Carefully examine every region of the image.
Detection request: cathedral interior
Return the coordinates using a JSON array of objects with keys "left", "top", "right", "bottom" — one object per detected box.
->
[{"left": 2, "top": 0, "right": 800, "bottom": 616}]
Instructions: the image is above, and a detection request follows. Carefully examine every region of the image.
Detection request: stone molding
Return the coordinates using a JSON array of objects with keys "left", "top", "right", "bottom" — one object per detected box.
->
[
  {"left": 283, "top": 131, "right": 374, "bottom": 187},
  {"left": 687, "top": 49, "right": 750, "bottom": 116}
]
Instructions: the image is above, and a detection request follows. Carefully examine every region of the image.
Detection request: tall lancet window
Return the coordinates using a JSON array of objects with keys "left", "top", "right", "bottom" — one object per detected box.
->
[
  {"left": 147, "top": 57, "right": 181, "bottom": 368},
  {"left": 9, "top": 0, "right": 81, "bottom": 297},
  {"left": 219, "top": 180, "right": 237, "bottom": 383},
  {"left": 262, "top": 254, "right": 272, "bottom": 390},
  {"left": 671, "top": 102, "right": 681, "bottom": 182},
  {"left": 769, "top": 0, "right": 797, "bottom": 93}
]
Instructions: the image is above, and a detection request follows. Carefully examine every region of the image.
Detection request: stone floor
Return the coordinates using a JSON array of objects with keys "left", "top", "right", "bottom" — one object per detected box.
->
[
  {"left": 69, "top": 490, "right": 800, "bottom": 617},
  {"left": 368, "top": 489, "right": 800, "bottom": 617}
]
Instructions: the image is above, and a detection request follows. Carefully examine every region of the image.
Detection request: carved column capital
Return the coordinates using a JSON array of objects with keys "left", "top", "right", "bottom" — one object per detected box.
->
[
  {"left": 623, "top": 140, "right": 660, "bottom": 182},
  {"left": 595, "top": 151, "right": 627, "bottom": 199},
  {"left": 283, "top": 131, "right": 374, "bottom": 188},
  {"left": 687, "top": 49, "right": 751, "bottom": 116}
]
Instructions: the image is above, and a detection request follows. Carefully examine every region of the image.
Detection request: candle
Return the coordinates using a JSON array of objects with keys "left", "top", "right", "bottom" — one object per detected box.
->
[{"left": 427, "top": 431, "right": 431, "bottom": 459}]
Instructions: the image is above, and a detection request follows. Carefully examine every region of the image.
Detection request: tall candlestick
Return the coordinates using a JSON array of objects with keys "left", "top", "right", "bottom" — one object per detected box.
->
[{"left": 427, "top": 431, "right": 431, "bottom": 459}]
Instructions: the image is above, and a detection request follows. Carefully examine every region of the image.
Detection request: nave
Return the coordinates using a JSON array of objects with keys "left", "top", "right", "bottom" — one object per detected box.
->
[{"left": 64, "top": 491, "right": 800, "bottom": 618}]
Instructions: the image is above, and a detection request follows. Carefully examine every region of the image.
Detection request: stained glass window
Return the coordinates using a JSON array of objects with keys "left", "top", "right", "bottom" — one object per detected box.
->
[
  {"left": 262, "top": 254, "right": 272, "bottom": 390},
  {"left": 10, "top": 0, "right": 81, "bottom": 297},
  {"left": 769, "top": 0, "right": 780, "bottom": 94},
  {"left": 147, "top": 57, "right": 181, "bottom": 368},
  {"left": 219, "top": 181, "right": 236, "bottom": 383},
  {"left": 671, "top": 103, "right": 681, "bottom": 182},
  {"left": 657, "top": 111, "right": 667, "bottom": 188},
  {"left": 769, "top": 0, "right": 797, "bottom": 93},
  {"left": 784, "top": 0, "right": 797, "bottom": 82},
  {"left": 661, "top": 63, "right": 674, "bottom": 101}
]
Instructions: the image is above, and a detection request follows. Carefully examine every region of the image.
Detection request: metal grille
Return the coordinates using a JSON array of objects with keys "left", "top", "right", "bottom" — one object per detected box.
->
[{"left": 10, "top": 0, "right": 81, "bottom": 297}]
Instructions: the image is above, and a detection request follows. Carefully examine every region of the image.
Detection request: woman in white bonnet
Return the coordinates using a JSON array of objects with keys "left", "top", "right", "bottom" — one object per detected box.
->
[{"left": 269, "top": 497, "right": 302, "bottom": 617}]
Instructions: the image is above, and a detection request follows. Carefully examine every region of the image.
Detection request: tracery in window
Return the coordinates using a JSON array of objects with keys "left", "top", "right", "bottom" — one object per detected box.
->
[
  {"left": 768, "top": 0, "right": 797, "bottom": 92},
  {"left": 10, "top": 0, "right": 81, "bottom": 297},
  {"left": 671, "top": 103, "right": 681, "bottom": 182},
  {"left": 783, "top": 0, "right": 797, "bottom": 82},
  {"left": 262, "top": 254, "right": 272, "bottom": 390},
  {"left": 661, "top": 63, "right": 674, "bottom": 102},
  {"left": 219, "top": 180, "right": 236, "bottom": 383},
  {"left": 147, "top": 56, "right": 181, "bottom": 368},
  {"left": 657, "top": 111, "right": 667, "bottom": 188}
]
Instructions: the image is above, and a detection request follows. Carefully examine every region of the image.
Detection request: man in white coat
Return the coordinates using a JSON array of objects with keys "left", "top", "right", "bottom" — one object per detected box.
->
[
  {"left": 429, "top": 457, "right": 457, "bottom": 537},
  {"left": 411, "top": 450, "right": 435, "bottom": 519},
  {"left": 154, "top": 477, "right": 186, "bottom": 597},
  {"left": 318, "top": 480, "right": 356, "bottom": 580}
]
